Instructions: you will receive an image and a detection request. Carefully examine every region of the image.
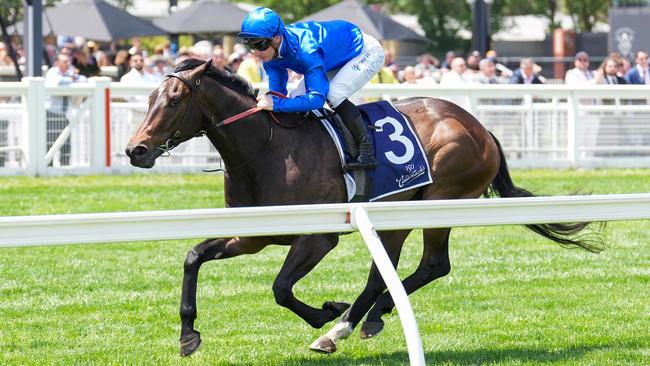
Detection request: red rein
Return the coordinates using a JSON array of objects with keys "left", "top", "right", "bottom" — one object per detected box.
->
[{"left": 220, "top": 90, "right": 287, "bottom": 126}]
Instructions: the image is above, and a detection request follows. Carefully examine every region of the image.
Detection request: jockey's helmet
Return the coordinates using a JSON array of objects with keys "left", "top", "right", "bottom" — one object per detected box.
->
[{"left": 239, "top": 7, "right": 285, "bottom": 39}]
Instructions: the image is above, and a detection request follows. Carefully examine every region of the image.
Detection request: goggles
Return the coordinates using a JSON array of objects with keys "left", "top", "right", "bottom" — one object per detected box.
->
[{"left": 242, "top": 37, "right": 272, "bottom": 51}]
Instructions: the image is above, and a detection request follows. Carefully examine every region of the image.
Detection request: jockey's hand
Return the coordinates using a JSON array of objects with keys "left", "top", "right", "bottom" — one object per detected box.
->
[{"left": 257, "top": 94, "right": 274, "bottom": 111}]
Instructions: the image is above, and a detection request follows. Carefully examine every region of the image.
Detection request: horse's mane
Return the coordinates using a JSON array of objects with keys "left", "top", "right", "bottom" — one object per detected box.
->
[{"left": 174, "top": 58, "right": 258, "bottom": 100}]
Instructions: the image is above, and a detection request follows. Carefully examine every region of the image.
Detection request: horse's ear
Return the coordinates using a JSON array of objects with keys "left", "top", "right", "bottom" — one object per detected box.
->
[{"left": 203, "top": 59, "right": 213, "bottom": 73}]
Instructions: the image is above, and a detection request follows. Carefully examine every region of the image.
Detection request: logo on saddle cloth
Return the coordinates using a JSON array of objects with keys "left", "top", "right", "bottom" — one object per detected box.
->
[{"left": 319, "top": 100, "right": 432, "bottom": 201}]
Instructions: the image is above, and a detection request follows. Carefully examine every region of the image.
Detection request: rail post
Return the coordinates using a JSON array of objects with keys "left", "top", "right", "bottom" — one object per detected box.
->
[
  {"left": 350, "top": 205, "right": 426, "bottom": 366},
  {"left": 23, "top": 77, "right": 46, "bottom": 176},
  {"left": 90, "top": 77, "right": 111, "bottom": 173}
]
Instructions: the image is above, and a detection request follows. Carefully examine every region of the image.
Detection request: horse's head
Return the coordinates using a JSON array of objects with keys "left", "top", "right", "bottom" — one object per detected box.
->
[{"left": 125, "top": 59, "right": 214, "bottom": 168}]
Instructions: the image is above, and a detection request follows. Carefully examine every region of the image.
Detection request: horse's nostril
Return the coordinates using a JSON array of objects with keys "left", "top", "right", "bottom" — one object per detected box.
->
[{"left": 128, "top": 145, "right": 149, "bottom": 158}]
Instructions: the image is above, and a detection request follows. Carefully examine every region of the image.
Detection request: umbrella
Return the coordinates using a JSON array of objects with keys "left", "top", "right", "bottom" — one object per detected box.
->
[
  {"left": 8, "top": 0, "right": 165, "bottom": 41},
  {"left": 154, "top": 0, "right": 248, "bottom": 34},
  {"left": 301, "top": 0, "right": 428, "bottom": 43}
]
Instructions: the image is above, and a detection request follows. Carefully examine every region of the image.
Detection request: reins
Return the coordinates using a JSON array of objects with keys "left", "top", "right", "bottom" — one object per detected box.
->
[{"left": 161, "top": 71, "right": 283, "bottom": 173}]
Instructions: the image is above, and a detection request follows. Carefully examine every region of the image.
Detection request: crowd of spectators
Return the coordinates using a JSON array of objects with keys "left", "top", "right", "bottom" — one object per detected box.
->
[
  {"left": 1, "top": 36, "right": 649, "bottom": 89},
  {"left": 368, "top": 49, "right": 649, "bottom": 87}
]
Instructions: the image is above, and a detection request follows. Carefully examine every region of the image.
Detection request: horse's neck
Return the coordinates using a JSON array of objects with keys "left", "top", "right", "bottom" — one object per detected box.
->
[{"left": 202, "top": 86, "right": 271, "bottom": 173}]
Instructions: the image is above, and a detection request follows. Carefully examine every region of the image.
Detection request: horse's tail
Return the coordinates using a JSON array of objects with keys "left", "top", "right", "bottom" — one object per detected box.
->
[{"left": 486, "top": 132, "right": 605, "bottom": 253}]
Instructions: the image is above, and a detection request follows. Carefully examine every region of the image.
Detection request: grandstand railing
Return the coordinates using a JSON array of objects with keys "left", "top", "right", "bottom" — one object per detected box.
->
[{"left": 1, "top": 79, "right": 650, "bottom": 176}]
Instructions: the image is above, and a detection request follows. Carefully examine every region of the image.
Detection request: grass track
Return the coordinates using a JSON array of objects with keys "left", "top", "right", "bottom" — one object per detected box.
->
[{"left": 0, "top": 170, "right": 649, "bottom": 365}]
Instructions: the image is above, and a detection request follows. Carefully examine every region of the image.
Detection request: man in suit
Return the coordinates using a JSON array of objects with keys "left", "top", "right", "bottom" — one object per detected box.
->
[
  {"left": 565, "top": 51, "right": 596, "bottom": 85},
  {"left": 625, "top": 50, "right": 649, "bottom": 85},
  {"left": 509, "top": 58, "right": 544, "bottom": 84},
  {"left": 597, "top": 57, "right": 626, "bottom": 85}
]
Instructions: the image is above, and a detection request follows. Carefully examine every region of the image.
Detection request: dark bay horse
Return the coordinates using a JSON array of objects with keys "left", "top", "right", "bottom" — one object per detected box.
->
[{"left": 125, "top": 59, "right": 602, "bottom": 356}]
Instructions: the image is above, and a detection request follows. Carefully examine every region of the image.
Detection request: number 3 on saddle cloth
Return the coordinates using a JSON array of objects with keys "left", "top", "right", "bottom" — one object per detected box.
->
[{"left": 318, "top": 100, "right": 432, "bottom": 202}]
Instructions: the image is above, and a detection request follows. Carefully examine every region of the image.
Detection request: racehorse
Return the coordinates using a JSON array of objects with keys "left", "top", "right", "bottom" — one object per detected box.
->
[{"left": 125, "top": 59, "right": 603, "bottom": 356}]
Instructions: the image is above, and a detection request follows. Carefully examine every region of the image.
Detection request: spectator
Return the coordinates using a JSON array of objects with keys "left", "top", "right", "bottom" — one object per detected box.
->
[
  {"left": 464, "top": 53, "right": 481, "bottom": 82},
  {"left": 191, "top": 40, "right": 213, "bottom": 61},
  {"left": 565, "top": 51, "right": 595, "bottom": 85},
  {"left": 211, "top": 47, "right": 226, "bottom": 70},
  {"left": 113, "top": 50, "right": 130, "bottom": 81},
  {"left": 625, "top": 50, "right": 650, "bottom": 85},
  {"left": 227, "top": 53, "right": 242, "bottom": 73},
  {"left": 85, "top": 41, "right": 99, "bottom": 64},
  {"left": 485, "top": 49, "right": 512, "bottom": 77},
  {"left": 477, "top": 58, "right": 499, "bottom": 84},
  {"left": 120, "top": 52, "right": 156, "bottom": 84},
  {"left": 401, "top": 66, "right": 418, "bottom": 84},
  {"left": 441, "top": 51, "right": 455, "bottom": 71},
  {"left": 383, "top": 49, "right": 399, "bottom": 77},
  {"left": 401, "top": 66, "right": 435, "bottom": 85},
  {"left": 175, "top": 47, "right": 192, "bottom": 65},
  {"left": 128, "top": 37, "right": 147, "bottom": 58},
  {"left": 72, "top": 49, "right": 100, "bottom": 78},
  {"left": 510, "top": 58, "right": 543, "bottom": 84},
  {"left": 237, "top": 53, "right": 264, "bottom": 83},
  {"left": 150, "top": 56, "right": 172, "bottom": 83},
  {"left": 45, "top": 53, "right": 87, "bottom": 87},
  {"left": 619, "top": 58, "right": 632, "bottom": 78},
  {"left": 0, "top": 42, "right": 14, "bottom": 66},
  {"left": 153, "top": 44, "right": 165, "bottom": 57},
  {"left": 44, "top": 53, "right": 87, "bottom": 166},
  {"left": 414, "top": 53, "right": 439, "bottom": 79},
  {"left": 440, "top": 57, "right": 473, "bottom": 110},
  {"left": 440, "top": 57, "right": 473, "bottom": 85},
  {"left": 95, "top": 50, "right": 112, "bottom": 68},
  {"left": 595, "top": 57, "right": 626, "bottom": 85}
]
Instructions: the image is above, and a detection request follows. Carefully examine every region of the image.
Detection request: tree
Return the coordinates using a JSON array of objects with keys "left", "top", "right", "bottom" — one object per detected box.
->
[
  {"left": 107, "top": 0, "right": 134, "bottom": 11},
  {"left": 256, "top": 0, "right": 340, "bottom": 23},
  {"left": 0, "top": 0, "right": 63, "bottom": 28},
  {"left": 564, "top": 0, "right": 610, "bottom": 32},
  {"left": 502, "top": 0, "right": 562, "bottom": 31}
]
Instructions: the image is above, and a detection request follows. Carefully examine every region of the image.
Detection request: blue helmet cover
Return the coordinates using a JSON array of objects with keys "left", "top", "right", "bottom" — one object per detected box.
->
[{"left": 239, "top": 7, "right": 285, "bottom": 39}]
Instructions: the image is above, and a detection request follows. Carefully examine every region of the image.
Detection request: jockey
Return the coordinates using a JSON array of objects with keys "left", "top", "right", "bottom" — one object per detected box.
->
[{"left": 239, "top": 7, "right": 384, "bottom": 170}]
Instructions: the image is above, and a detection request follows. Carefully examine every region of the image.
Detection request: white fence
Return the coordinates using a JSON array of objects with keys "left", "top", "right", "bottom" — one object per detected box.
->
[
  {"left": 3, "top": 193, "right": 650, "bottom": 366},
  {"left": 2, "top": 79, "right": 650, "bottom": 176}
]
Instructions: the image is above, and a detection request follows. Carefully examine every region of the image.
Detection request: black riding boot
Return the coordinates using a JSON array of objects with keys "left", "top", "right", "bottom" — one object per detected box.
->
[{"left": 334, "top": 99, "right": 377, "bottom": 170}]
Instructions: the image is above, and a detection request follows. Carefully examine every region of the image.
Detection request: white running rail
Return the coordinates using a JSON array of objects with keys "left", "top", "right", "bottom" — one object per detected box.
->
[
  {"left": 3, "top": 194, "right": 650, "bottom": 247},
  {"left": 3, "top": 194, "right": 650, "bottom": 365}
]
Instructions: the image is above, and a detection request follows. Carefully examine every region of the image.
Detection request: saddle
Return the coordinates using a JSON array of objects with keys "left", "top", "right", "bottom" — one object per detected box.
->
[{"left": 310, "top": 109, "right": 371, "bottom": 201}]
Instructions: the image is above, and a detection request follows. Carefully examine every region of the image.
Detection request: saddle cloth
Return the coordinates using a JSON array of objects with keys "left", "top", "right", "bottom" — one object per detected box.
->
[{"left": 319, "top": 100, "right": 432, "bottom": 202}]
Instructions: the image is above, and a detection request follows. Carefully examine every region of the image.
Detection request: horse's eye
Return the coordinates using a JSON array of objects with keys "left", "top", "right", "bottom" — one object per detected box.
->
[{"left": 169, "top": 98, "right": 181, "bottom": 108}]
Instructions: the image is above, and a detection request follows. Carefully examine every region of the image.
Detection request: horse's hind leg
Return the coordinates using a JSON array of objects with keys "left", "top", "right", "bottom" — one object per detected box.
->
[
  {"left": 310, "top": 230, "right": 410, "bottom": 353},
  {"left": 272, "top": 234, "right": 349, "bottom": 329},
  {"left": 361, "top": 228, "right": 451, "bottom": 339},
  {"left": 180, "top": 236, "right": 268, "bottom": 357}
]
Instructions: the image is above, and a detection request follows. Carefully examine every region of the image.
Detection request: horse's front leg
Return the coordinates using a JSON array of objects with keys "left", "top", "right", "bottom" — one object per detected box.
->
[
  {"left": 180, "top": 236, "right": 269, "bottom": 357},
  {"left": 272, "top": 234, "right": 349, "bottom": 329}
]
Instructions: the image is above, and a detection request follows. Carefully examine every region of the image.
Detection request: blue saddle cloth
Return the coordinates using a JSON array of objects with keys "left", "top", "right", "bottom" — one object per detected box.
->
[{"left": 320, "top": 100, "right": 432, "bottom": 201}]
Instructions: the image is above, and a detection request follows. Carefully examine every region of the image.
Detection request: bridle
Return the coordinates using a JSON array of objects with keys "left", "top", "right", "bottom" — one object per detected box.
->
[
  {"left": 158, "top": 64, "right": 310, "bottom": 173},
  {"left": 161, "top": 68, "right": 291, "bottom": 173}
]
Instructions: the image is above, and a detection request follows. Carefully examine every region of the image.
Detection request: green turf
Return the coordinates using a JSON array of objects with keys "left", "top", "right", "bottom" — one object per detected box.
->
[{"left": 0, "top": 170, "right": 649, "bottom": 365}]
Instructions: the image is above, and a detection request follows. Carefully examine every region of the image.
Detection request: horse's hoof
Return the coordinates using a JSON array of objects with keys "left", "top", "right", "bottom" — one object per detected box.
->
[
  {"left": 309, "top": 335, "right": 337, "bottom": 354},
  {"left": 179, "top": 330, "right": 201, "bottom": 357},
  {"left": 360, "top": 320, "right": 384, "bottom": 339},
  {"left": 322, "top": 301, "right": 351, "bottom": 317}
]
